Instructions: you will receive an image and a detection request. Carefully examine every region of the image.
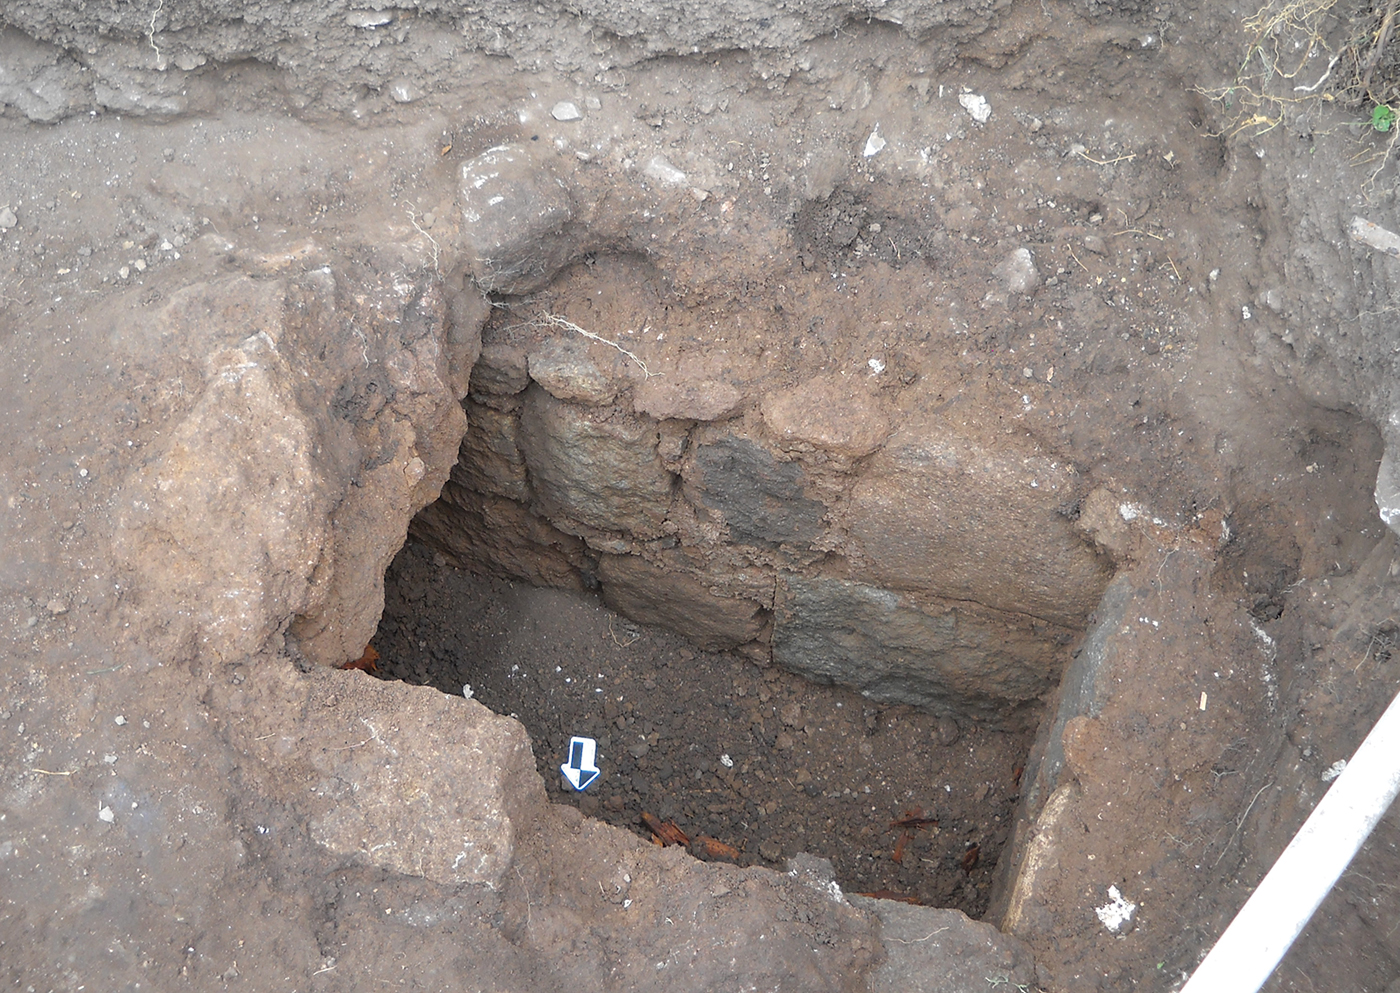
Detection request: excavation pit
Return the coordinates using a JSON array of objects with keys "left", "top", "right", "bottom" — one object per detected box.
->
[
  {"left": 375, "top": 540, "right": 1038, "bottom": 915},
  {"left": 7, "top": 3, "right": 1400, "bottom": 988}
]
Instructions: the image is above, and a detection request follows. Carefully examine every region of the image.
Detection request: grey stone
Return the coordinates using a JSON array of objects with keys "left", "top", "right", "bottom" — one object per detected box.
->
[
  {"left": 994, "top": 247, "right": 1040, "bottom": 294},
  {"left": 453, "top": 401, "right": 529, "bottom": 501},
  {"left": 848, "top": 425, "right": 1107, "bottom": 627},
  {"left": 771, "top": 576, "right": 1071, "bottom": 725},
  {"left": 599, "top": 552, "right": 768, "bottom": 650},
  {"left": 470, "top": 340, "right": 531, "bottom": 396},
  {"left": 550, "top": 100, "right": 582, "bottom": 121},
  {"left": 0, "top": 29, "right": 82, "bottom": 124},
  {"left": 0, "top": 206, "right": 15, "bottom": 230},
  {"left": 518, "top": 386, "right": 674, "bottom": 539},
  {"left": 459, "top": 144, "right": 576, "bottom": 294},
  {"left": 388, "top": 78, "right": 422, "bottom": 103},
  {"left": 849, "top": 896, "right": 1037, "bottom": 993},
  {"left": 527, "top": 338, "right": 621, "bottom": 405},
  {"left": 685, "top": 435, "right": 825, "bottom": 549}
]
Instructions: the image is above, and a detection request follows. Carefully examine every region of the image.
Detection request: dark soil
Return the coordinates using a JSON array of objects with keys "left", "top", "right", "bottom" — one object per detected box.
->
[{"left": 372, "top": 540, "right": 1030, "bottom": 916}]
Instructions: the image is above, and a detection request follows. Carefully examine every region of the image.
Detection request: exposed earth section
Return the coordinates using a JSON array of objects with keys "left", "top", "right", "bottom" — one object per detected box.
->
[{"left": 4, "top": 1, "right": 1400, "bottom": 991}]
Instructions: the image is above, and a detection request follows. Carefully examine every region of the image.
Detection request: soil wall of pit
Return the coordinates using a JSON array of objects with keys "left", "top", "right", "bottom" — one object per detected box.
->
[{"left": 5, "top": 1, "right": 1400, "bottom": 991}]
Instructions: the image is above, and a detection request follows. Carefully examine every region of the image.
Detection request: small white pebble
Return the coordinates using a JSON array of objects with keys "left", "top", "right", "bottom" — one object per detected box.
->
[
  {"left": 551, "top": 101, "right": 583, "bottom": 122},
  {"left": 114, "top": 715, "right": 127, "bottom": 726},
  {"left": 462, "top": 684, "right": 474, "bottom": 699},
  {"left": 98, "top": 805, "right": 114, "bottom": 823},
  {"left": 720, "top": 754, "right": 734, "bottom": 768}
]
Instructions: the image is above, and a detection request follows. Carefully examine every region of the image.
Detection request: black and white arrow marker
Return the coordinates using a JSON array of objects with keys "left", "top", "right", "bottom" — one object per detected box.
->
[{"left": 561, "top": 735, "right": 600, "bottom": 791}]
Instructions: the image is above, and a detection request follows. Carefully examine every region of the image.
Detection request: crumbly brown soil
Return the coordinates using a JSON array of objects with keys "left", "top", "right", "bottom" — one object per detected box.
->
[{"left": 374, "top": 541, "right": 1026, "bottom": 915}]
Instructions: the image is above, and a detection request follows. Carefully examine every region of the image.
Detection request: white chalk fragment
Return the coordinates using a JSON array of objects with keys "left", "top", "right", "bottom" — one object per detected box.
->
[
  {"left": 643, "top": 156, "right": 687, "bottom": 185},
  {"left": 1095, "top": 884, "right": 1137, "bottom": 933},
  {"left": 1349, "top": 216, "right": 1400, "bottom": 258},
  {"left": 958, "top": 92, "right": 991, "bottom": 123}
]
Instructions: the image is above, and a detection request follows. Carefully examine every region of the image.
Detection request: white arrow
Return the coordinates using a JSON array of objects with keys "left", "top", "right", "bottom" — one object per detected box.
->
[{"left": 560, "top": 735, "right": 600, "bottom": 791}]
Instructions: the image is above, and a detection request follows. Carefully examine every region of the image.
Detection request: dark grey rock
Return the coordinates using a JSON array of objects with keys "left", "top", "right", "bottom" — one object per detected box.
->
[
  {"left": 685, "top": 435, "right": 826, "bottom": 548},
  {"left": 772, "top": 576, "right": 1071, "bottom": 726}
]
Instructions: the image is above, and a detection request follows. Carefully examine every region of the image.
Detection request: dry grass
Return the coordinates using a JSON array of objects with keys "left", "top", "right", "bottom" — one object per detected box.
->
[{"left": 1195, "top": 0, "right": 1400, "bottom": 181}]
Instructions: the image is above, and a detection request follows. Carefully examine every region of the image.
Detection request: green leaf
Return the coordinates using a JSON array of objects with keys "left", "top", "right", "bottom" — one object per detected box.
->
[{"left": 1372, "top": 104, "right": 1396, "bottom": 132}]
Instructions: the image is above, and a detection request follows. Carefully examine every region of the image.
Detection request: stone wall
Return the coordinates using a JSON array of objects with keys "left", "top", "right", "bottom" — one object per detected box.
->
[{"left": 410, "top": 145, "right": 1112, "bottom": 726}]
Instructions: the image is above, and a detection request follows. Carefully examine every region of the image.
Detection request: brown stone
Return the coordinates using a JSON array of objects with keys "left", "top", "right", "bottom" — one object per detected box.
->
[
  {"left": 761, "top": 373, "right": 890, "bottom": 457},
  {"left": 527, "top": 337, "right": 623, "bottom": 405},
  {"left": 518, "top": 386, "right": 675, "bottom": 539},
  {"left": 453, "top": 401, "right": 529, "bottom": 501},
  {"left": 847, "top": 424, "right": 1107, "bottom": 627},
  {"left": 411, "top": 489, "right": 587, "bottom": 589},
  {"left": 634, "top": 378, "right": 744, "bottom": 421}
]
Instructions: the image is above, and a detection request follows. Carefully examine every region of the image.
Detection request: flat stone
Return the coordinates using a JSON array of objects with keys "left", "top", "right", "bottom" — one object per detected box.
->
[
  {"left": 847, "top": 425, "right": 1107, "bottom": 626},
  {"left": 761, "top": 374, "right": 890, "bottom": 457},
  {"left": 245, "top": 660, "right": 545, "bottom": 888},
  {"left": 772, "top": 576, "right": 1071, "bottom": 725},
  {"left": 527, "top": 338, "right": 620, "bottom": 405},
  {"left": 599, "top": 553, "right": 767, "bottom": 651},
  {"left": 684, "top": 435, "right": 825, "bottom": 549},
  {"left": 518, "top": 386, "right": 674, "bottom": 539},
  {"left": 633, "top": 378, "right": 743, "bottom": 421},
  {"left": 459, "top": 144, "right": 576, "bottom": 294}
]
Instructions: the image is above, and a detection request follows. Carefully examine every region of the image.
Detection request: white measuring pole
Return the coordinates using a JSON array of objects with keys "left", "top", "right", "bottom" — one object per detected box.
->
[{"left": 1180, "top": 684, "right": 1400, "bottom": 993}]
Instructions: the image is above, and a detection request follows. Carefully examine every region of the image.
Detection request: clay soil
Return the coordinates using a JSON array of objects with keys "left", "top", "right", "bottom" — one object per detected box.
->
[{"left": 374, "top": 541, "right": 1027, "bottom": 915}]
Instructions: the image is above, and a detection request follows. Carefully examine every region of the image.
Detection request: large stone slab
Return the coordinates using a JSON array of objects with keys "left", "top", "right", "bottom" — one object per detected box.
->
[
  {"left": 113, "top": 266, "right": 470, "bottom": 667},
  {"left": 231, "top": 658, "right": 545, "bottom": 888},
  {"left": 599, "top": 552, "right": 768, "bottom": 650},
  {"left": 772, "top": 575, "right": 1073, "bottom": 724},
  {"left": 518, "top": 386, "right": 675, "bottom": 539},
  {"left": 684, "top": 434, "right": 827, "bottom": 549},
  {"left": 848, "top": 426, "right": 1107, "bottom": 627},
  {"left": 454, "top": 401, "right": 530, "bottom": 501}
]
